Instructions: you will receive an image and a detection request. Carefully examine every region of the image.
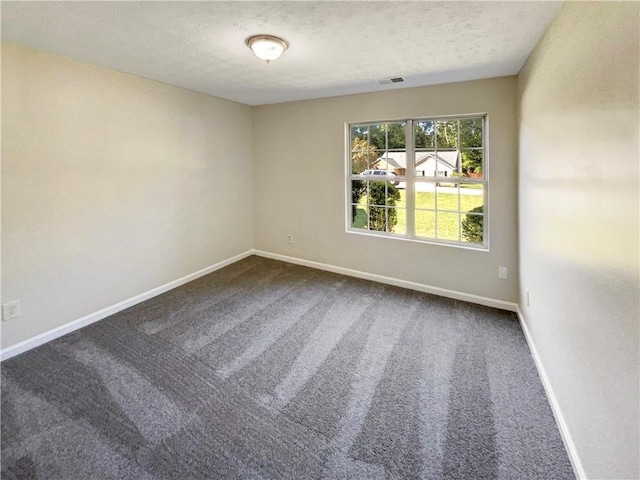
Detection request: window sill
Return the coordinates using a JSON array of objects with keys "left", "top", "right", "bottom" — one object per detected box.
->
[{"left": 346, "top": 228, "right": 490, "bottom": 252}]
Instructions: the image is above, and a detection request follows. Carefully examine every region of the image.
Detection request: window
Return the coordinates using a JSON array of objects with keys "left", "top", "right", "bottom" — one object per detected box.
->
[{"left": 347, "top": 115, "right": 487, "bottom": 249}]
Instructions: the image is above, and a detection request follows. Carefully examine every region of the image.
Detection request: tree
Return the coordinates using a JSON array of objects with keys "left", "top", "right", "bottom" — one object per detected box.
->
[
  {"left": 368, "top": 182, "right": 401, "bottom": 232},
  {"left": 436, "top": 120, "right": 458, "bottom": 149},
  {"left": 459, "top": 118, "right": 483, "bottom": 174},
  {"left": 462, "top": 205, "right": 483, "bottom": 243},
  {"left": 351, "top": 137, "right": 378, "bottom": 173},
  {"left": 366, "top": 123, "right": 406, "bottom": 151},
  {"left": 459, "top": 118, "right": 483, "bottom": 148},
  {"left": 385, "top": 123, "right": 406, "bottom": 149},
  {"left": 414, "top": 121, "right": 434, "bottom": 148},
  {"left": 351, "top": 179, "right": 366, "bottom": 220},
  {"left": 461, "top": 149, "right": 483, "bottom": 174},
  {"left": 351, "top": 137, "right": 378, "bottom": 219}
]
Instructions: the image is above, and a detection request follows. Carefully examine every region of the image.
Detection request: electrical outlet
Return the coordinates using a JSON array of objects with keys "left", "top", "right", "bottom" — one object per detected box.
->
[
  {"left": 2, "top": 300, "right": 21, "bottom": 321},
  {"left": 498, "top": 266, "right": 508, "bottom": 280},
  {"left": 287, "top": 234, "right": 293, "bottom": 244}
]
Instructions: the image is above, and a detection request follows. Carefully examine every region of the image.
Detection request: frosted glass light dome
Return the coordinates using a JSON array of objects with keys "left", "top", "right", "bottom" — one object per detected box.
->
[{"left": 246, "top": 35, "right": 289, "bottom": 63}]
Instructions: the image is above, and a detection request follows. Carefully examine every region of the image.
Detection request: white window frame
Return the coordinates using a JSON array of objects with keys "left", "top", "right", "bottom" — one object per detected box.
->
[{"left": 345, "top": 114, "right": 489, "bottom": 250}]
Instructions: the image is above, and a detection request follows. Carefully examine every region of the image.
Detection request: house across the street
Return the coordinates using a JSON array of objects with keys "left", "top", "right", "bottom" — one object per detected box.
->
[{"left": 373, "top": 151, "right": 460, "bottom": 177}]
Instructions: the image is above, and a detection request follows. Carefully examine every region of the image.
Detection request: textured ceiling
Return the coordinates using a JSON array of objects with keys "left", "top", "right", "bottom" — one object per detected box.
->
[{"left": 1, "top": 1, "right": 562, "bottom": 106}]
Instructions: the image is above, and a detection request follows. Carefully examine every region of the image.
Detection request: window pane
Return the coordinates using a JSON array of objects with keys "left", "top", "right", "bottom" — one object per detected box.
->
[
  {"left": 395, "top": 184, "right": 406, "bottom": 208},
  {"left": 459, "top": 118, "right": 483, "bottom": 148},
  {"left": 416, "top": 210, "right": 435, "bottom": 238},
  {"left": 415, "top": 121, "right": 435, "bottom": 148},
  {"left": 436, "top": 120, "right": 458, "bottom": 149},
  {"left": 375, "top": 153, "right": 390, "bottom": 173},
  {"left": 350, "top": 125, "right": 369, "bottom": 149},
  {"left": 387, "top": 122, "right": 406, "bottom": 149},
  {"left": 461, "top": 149, "right": 483, "bottom": 178},
  {"left": 436, "top": 185, "right": 459, "bottom": 212},
  {"left": 352, "top": 151, "right": 377, "bottom": 174},
  {"left": 460, "top": 185, "right": 484, "bottom": 212},
  {"left": 392, "top": 160, "right": 404, "bottom": 174},
  {"left": 367, "top": 180, "right": 386, "bottom": 207},
  {"left": 389, "top": 208, "right": 406, "bottom": 234},
  {"left": 415, "top": 151, "right": 436, "bottom": 177},
  {"left": 351, "top": 180, "right": 367, "bottom": 206},
  {"left": 369, "top": 206, "right": 386, "bottom": 231},
  {"left": 415, "top": 188, "right": 435, "bottom": 209},
  {"left": 436, "top": 151, "right": 459, "bottom": 179},
  {"left": 351, "top": 204, "right": 368, "bottom": 230},
  {"left": 371, "top": 151, "right": 386, "bottom": 172},
  {"left": 461, "top": 213, "right": 483, "bottom": 244},
  {"left": 385, "top": 181, "right": 402, "bottom": 206},
  {"left": 437, "top": 212, "right": 460, "bottom": 241},
  {"left": 369, "top": 124, "right": 385, "bottom": 150}
]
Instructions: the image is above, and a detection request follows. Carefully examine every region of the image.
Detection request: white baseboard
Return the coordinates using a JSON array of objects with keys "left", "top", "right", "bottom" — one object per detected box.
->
[
  {"left": 515, "top": 306, "right": 587, "bottom": 480},
  {"left": 4, "top": 248, "right": 514, "bottom": 360},
  {"left": 253, "top": 250, "right": 518, "bottom": 312},
  {"left": 0, "top": 250, "right": 254, "bottom": 362}
]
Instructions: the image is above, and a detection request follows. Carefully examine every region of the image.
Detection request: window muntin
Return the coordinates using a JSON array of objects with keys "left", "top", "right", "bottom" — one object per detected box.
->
[{"left": 347, "top": 115, "right": 487, "bottom": 248}]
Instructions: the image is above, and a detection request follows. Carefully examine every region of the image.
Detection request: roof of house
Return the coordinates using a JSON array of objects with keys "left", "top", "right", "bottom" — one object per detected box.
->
[{"left": 375, "top": 151, "right": 459, "bottom": 170}]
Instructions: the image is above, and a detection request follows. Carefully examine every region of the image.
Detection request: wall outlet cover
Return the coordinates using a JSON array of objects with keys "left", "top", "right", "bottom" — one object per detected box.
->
[{"left": 498, "top": 266, "right": 508, "bottom": 280}]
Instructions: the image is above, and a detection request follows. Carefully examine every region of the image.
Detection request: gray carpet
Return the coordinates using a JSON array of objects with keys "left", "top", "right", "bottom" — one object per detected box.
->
[{"left": 1, "top": 256, "right": 575, "bottom": 479}]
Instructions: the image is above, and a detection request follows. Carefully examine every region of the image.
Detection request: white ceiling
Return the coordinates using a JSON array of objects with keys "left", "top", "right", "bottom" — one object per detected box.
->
[{"left": 1, "top": 1, "right": 562, "bottom": 106}]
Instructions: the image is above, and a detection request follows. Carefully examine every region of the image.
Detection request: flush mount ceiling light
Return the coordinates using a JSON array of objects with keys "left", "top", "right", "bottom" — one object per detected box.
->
[{"left": 245, "top": 34, "right": 289, "bottom": 64}]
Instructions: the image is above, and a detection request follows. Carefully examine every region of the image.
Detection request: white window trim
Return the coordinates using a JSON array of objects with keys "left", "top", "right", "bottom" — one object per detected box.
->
[{"left": 344, "top": 114, "right": 489, "bottom": 251}]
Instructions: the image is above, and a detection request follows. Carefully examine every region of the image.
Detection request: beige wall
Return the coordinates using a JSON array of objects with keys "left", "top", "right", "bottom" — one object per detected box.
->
[
  {"left": 1, "top": 43, "right": 253, "bottom": 349},
  {"left": 253, "top": 77, "right": 519, "bottom": 303},
  {"left": 518, "top": 3, "right": 639, "bottom": 479}
]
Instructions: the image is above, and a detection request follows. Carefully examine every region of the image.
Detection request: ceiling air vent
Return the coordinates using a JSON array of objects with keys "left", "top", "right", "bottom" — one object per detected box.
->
[{"left": 378, "top": 77, "right": 404, "bottom": 85}]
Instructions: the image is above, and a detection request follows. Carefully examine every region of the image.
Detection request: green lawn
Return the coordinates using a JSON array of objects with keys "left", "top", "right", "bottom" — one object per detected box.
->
[{"left": 353, "top": 189, "right": 483, "bottom": 242}]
